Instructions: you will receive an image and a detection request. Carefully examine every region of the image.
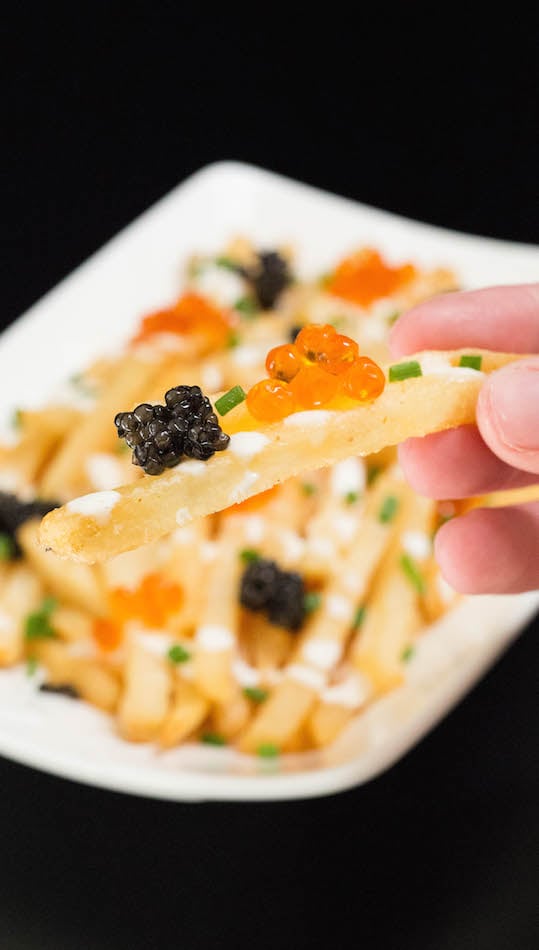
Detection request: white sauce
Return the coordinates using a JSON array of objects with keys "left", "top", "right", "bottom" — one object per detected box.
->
[
  {"left": 229, "top": 471, "right": 259, "bottom": 504},
  {"left": 326, "top": 593, "right": 353, "bottom": 622},
  {"left": 243, "top": 515, "right": 266, "bottom": 545},
  {"left": 172, "top": 526, "right": 197, "bottom": 545},
  {"left": 280, "top": 530, "right": 305, "bottom": 563},
  {"left": 420, "top": 353, "right": 484, "bottom": 379},
  {"left": 175, "top": 507, "right": 192, "bottom": 526},
  {"left": 308, "top": 537, "right": 336, "bottom": 561},
  {"left": 321, "top": 674, "right": 369, "bottom": 708},
  {"left": 200, "top": 541, "right": 218, "bottom": 563},
  {"left": 330, "top": 457, "right": 366, "bottom": 498},
  {"left": 333, "top": 512, "right": 358, "bottom": 544},
  {"left": 228, "top": 431, "right": 270, "bottom": 460},
  {"left": 231, "top": 344, "right": 268, "bottom": 367},
  {"left": 85, "top": 453, "right": 125, "bottom": 491},
  {"left": 302, "top": 638, "right": 341, "bottom": 670},
  {"left": 232, "top": 658, "right": 261, "bottom": 688},
  {"left": 284, "top": 410, "right": 335, "bottom": 427},
  {"left": 195, "top": 264, "right": 246, "bottom": 305},
  {"left": 180, "top": 460, "right": 206, "bottom": 475},
  {"left": 67, "top": 490, "right": 121, "bottom": 521},
  {"left": 201, "top": 362, "right": 224, "bottom": 393},
  {"left": 402, "top": 530, "right": 432, "bottom": 561},
  {"left": 196, "top": 624, "right": 235, "bottom": 652},
  {"left": 288, "top": 664, "right": 326, "bottom": 692},
  {"left": 135, "top": 630, "right": 175, "bottom": 657}
]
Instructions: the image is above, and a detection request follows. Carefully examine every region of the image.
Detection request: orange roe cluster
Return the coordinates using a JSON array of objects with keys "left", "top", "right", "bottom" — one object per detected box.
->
[
  {"left": 132, "top": 292, "right": 234, "bottom": 351},
  {"left": 108, "top": 574, "right": 184, "bottom": 628},
  {"left": 246, "top": 324, "right": 385, "bottom": 422},
  {"left": 326, "top": 248, "right": 416, "bottom": 307}
]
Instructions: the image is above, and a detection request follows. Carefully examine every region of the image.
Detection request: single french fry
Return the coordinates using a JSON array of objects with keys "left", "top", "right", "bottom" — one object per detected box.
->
[
  {"left": 307, "top": 702, "right": 353, "bottom": 748},
  {"left": 17, "top": 519, "right": 105, "bottom": 615},
  {"left": 242, "top": 612, "right": 293, "bottom": 670},
  {"left": 50, "top": 605, "right": 94, "bottom": 643},
  {"left": 158, "top": 675, "right": 210, "bottom": 748},
  {"left": 33, "top": 639, "right": 120, "bottom": 712},
  {"left": 0, "top": 563, "right": 43, "bottom": 665},
  {"left": 40, "top": 349, "right": 525, "bottom": 563},
  {"left": 0, "top": 407, "right": 81, "bottom": 491},
  {"left": 211, "top": 688, "right": 252, "bottom": 740},
  {"left": 117, "top": 637, "right": 172, "bottom": 741}
]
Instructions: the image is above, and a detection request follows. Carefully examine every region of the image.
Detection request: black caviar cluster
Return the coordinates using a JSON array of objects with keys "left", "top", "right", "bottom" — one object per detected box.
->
[
  {"left": 240, "top": 558, "right": 305, "bottom": 631},
  {"left": 239, "top": 251, "right": 292, "bottom": 310},
  {"left": 0, "top": 491, "right": 60, "bottom": 558},
  {"left": 114, "top": 385, "right": 230, "bottom": 476}
]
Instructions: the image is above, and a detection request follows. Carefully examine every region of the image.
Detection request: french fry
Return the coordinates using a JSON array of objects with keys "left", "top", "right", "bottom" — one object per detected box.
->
[
  {"left": 158, "top": 674, "right": 210, "bottom": 748},
  {"left": 32, "top": 639, "right": 120, "bottom": 712},
  {"left": 0, "top": 563, "right": 43, "bottom": 665},
  {"left": 117, "top": 637, "right": 172, "bottom": 741},
  {"left": 0, "top": 407, "right": 81, "bottom": 491},
  {"left": 211, "top": 688, "right": 252, "bottom": 740},
  {"left": 40, "top": 349, "right": 525, "bottom": 563}
]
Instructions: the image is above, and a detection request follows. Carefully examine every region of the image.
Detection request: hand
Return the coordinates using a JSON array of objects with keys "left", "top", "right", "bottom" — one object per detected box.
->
[{"left": 390, "top": 283, "right": 539, "bottom": 594}]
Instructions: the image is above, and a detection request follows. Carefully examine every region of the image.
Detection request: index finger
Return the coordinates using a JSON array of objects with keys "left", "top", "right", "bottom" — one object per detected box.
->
[{"left": 390, "top": 284, "right": 539, "bottom": 357}]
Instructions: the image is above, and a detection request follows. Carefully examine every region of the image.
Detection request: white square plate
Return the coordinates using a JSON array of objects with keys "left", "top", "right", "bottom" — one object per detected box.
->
[{"left": 0, "top": 161, "right": 537, "bottom": 801}]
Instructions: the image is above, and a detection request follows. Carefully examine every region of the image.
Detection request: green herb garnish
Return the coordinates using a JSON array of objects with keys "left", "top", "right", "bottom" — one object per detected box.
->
[
  {"left": 257, "top": 743, "right": 280, "bottom": 758},
  {"left": 304, "top": 591, "right": 322, "bottom": 614},
  {"left": 234, "top": 296, "right": 259, "bottom": 317},
  {"left": 240, "top": 548, "right": 260, "bottom": 564},
  {"left": 301, "top": 482, "right": 317, "bottom": 496},
  {"left": 344, "top": 491, "right": 360, "bottom": 505},
  {"left": 243, "top": 686, "right": 269, "bottom": 704},
  {"left": 167, "top": 644, "right": 191, "bottom": 665},
  {"left": 215, "top": 255, "right": 239, "bottom": 271},
  {"left": 11, "top": 408, "right": 23, "bottom": 429},
  {"left": 399, "top": 553, "right": 426, "bottom": 594},
  {"left": 226, "top": 331, "right": 240, "bottom": 349},
  {"left": 401, "top": 644, "right": 416, "bottom": 662},
  {"left": 366, "top": 465, "right": 381, "bottom": 486},
  {"left": 26, "top": 657, "right": 39, "bottom": 676},
  {"left": 24, "top": 596, "right": 58, "bottom": 641},
  {"left": 214, "top": 385, "right": 246, "bottom": 416},
  {"left": 352, "top": 605, "right": 366, "bottom": 630},
  {"left": 386, "top": 310, "right": 401, "bottom": 326},
  {"left": 388, "top": 360, "right": 422, "bottom": 382},
  {"left": 378, "top": 495, "right": 399, "bottom": 523},
  {"left": 201, "top": 732, "right": 227, "bottom": 747},
  {"left": 0, "top": 533, "right": 15, "bottom": 561},
  {"left": 458, "top": 354, "right": 483, "bottom": 370}
]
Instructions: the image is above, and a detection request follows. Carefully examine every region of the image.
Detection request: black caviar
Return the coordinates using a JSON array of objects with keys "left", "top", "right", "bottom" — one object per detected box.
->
[
  {"left": 0, "top": 492, "right": 60, "bottom": 558},
  {"left": 39, "top": 683, "right": 80, "bottom": 699},
  {"left": 239, "top": 251, "right": 292, "bottom": 310},
  {"left": 114, "top": 385, "right": 230, "bottom": 476},
  {"left": 240, "top": 558, "right": 305, "bottom": 631}
]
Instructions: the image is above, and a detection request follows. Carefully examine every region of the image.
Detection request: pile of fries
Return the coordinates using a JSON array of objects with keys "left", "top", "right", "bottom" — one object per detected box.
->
[{"left": 0, "top": 239, "right": 515, "bottom": 757}]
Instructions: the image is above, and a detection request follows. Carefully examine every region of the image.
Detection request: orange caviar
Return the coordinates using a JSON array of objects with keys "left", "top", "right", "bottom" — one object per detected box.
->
[
  {"left": 246, "top": 379, "right": 296, "bottom": 422},
  {"left": 326, "top": 248, "right": 416, "bottom": 307},
  {"left": 109, "top": 573, "right": 183, "bottom": 627},
  {"left": 245, "top": 323, "right": 385, "bottom": 422},
  {"left": 92, "top": 618, "right": 123, "bottom": 653},
  {"left": 132, "top": 292, "right": 233, "bottom": 350}
]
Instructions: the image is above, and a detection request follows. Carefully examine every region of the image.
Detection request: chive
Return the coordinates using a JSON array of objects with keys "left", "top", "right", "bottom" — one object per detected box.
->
[
  {"left": 344, "top": 491, "right": 360, "bottom": 505},
  {"left": 400, "top": 553, "right": 426, "bottom": 594},
  {"left": 401, "top": 644, "right": 416, "bottom": 662},
  {"left": 459, "top": 354, "right": 483, "bottom": 370},
  {"left": 240, "top": 548, "right": 260, "bottom": 564},
  {"left": 201, "top": 732, "right": 227, "bottom": 747},
  {"left": 378, "top": 495, "right": 399, "bottom": 523},
  {"left": 386, "top": 310, "right": 401, "bottom": 326},
  {"left": 24, "top": 596, "right": 58, "bottom": 641},
  {"left": 26, "top": 657, "right": 38, "bottom": 676},
  {"left": 304, "top": 591, "right": 322, "bottom": 614},
  {"left": 234, "top": 296, "right": 259, "bottom": 317},
  {"left": 226, "top": 331, "right": 240, "bottom": 349},
  {"left": 257, "top": 743, "right": 280, "bottom": 759},
  {"left": 11, "top": 408, "right": 23, "bottom": 429},
  {"left": 389, "top": 360, "right": 422, "bottom": 382},
  {"left": 243, "top": 686, "right": 269, "bottom": 704},
  {"left": 215, "top": 255, "right": 239, "bottom": 271},
  {"left": 301, "top": 482, "right": 317, "bottom": 496},
  {"left": 0, "top": 533, "right": 15, "bottom": 560},
  {"left": 167, "top": 644, "right": 191, "bottom": 664},
  {"left": 366, "top": 464, "right": 381, "bottom": 486},
  {"left": 214, "top": 385, "right": 246, "bottom": 416},
  {"left": 352, "top": 605, "right": 366, "bottom": 630}
]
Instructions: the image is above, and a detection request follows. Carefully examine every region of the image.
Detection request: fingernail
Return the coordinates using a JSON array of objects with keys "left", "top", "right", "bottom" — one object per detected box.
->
[{"left": 487, "top": 360, "right": 539, "bottom": 452}]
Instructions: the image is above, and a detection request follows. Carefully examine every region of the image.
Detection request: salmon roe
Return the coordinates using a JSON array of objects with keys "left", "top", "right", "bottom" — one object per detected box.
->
[
  {"left": 326, "top": 248, "right": 416, "bottom": 307},
  {"left": 109, "top": 573, "right": 183, "bottom": 627},
  {"left": 92, "top": 618, "right": 123, "bottom": 653},
  {"left": 132, "top": 292, "right": 233, "bottom": 350},
  {"left": 246, "top": 323, "right": 385, "bottom": 421}
]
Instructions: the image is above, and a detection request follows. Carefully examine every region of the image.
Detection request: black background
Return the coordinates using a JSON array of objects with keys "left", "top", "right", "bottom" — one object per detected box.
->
[{"left": 1, "top": 9, "right": 538, "bottom": 950}]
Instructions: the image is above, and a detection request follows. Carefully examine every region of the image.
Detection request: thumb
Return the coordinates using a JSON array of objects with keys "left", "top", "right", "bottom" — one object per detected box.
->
[{"left": 477, "top": 358, "right": 539, "bottom": 474}]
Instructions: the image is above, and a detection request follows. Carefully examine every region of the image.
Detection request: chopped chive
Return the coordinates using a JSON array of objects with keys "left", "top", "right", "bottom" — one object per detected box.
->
[
  {"left": 234, "top": 296, "right": 259, "bottom": 317},
  {"left": 378, "top": 495, "right": 399, "bottom": 523},
  {"left": 0, "top": 533, "right": 15, "bottom": 561},
  {"left": 24, "top": 596, "right": 58, "bottom": 641},
  {"left": 214, "top": 385, "right": 246, "bottom": 416},
  {"left": 386, "top": 310, "right": 401, "bottom": 326},
  {"left": 366, "top": 464, "right": 381, "bottom": 486},
  {"left": 352, "top": 605, "right": 366, "bottom": 630},
  {"left": 304, "top": 591, "right": 322, "bottom": 614},
  {"left": 401, "top": 644, "right": 416, "bottom": 662},
  {"left": 344, "top": 491, "right": 360, "bottom": 505},
  {"left": 301, "top": 482, "right": 317, "bottom": 496},
  {"left": 400, "top": 553, "right": 426, "bottom": 594},
  {"left": 257, "top": 743, "right": 280, "bottom": 758},
  {"left": 11, "top": 408, "right": 23, "bottom": 429},
  {"left": 201, "top": 732, "right": 227, "bottom": 747},
  {"left": 167, "top": 644, "right": 191, "bottom": 664},
  {"left": 226, "top": 331, "right": 240, "bottom": 349},
  {"left": 215, "top": 255, "right": 239, "bottom": 271},
  {"left": 459, "top": 354, "right": 483, "bottom": 370},
  {"left": 26, "top": 656, "right": 38, "bottom": 676},
  {"left": 240, "top": 548, "right": 260, "bottom": 564},
  {"left": 243, "top": 686, "right": 269, "bottom": 704},
  {"left": 388, "top": 360, "right": 422, "bottom": 382}
]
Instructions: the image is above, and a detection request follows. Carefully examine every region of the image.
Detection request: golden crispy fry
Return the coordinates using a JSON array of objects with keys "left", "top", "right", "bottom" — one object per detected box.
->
[
  {"left": 117, "top": 638, "right": 172, "bottom": 741},
  {"left": 0, "top": 563, "right": 43, "bottom": 665},
  {"left": 40, "top": 349, "right": 524, "bottom": 563},
  {"left": 32, "top": 639, "right": 120, "bottom": 712},
  {"left": 158, "top": 675, "right": 210, "bottom": 748}
]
